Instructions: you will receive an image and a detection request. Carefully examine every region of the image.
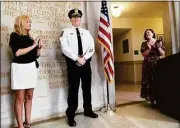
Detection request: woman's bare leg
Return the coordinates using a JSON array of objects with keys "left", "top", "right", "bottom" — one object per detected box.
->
[
  {"left": 24, "top": 88, "right": 34, "bottom": 125},
  {"left": 14, "top": 89, "right": 25, "bottom": 128}
]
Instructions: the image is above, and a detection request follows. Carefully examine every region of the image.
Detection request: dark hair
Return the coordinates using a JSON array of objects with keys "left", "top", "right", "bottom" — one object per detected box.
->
[{"left": 144, "top": 29, "right": 156, "bottom": 40}]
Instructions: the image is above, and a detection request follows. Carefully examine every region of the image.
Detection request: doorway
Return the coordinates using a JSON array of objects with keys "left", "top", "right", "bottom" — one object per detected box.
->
[{"left": 113, "top": 28, "right": 143, "bottom": 105}]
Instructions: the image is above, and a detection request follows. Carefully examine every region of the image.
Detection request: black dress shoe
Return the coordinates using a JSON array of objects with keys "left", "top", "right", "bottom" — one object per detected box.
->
[
  {"left": 67, "top": 118, "right": 76, "bottom": 127},
  {"left": 84, "top": 111, "right": 98, "bottom": 118}
]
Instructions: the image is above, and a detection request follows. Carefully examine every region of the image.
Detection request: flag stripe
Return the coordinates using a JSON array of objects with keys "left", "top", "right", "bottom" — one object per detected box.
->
[
  {"left": 98, "top": 35, "right": 111, "bottom": 53},
  {"left": 98, "top": 39, "right": 113, "bottom": 63},
  {"left": 99, "top": 26, "right": 111, "bottom": 42},
  {"left": 104, "top": 66, "right": 110, "bottom": 81},
  {"left": 100, "top": 17, "right": 108, "bottom": 27},
  {"left": 107, "top": 61, "right": 114, "bottom": 75},
  {"left": 99, "top": 22, "right": 109, "bottom": 33}
]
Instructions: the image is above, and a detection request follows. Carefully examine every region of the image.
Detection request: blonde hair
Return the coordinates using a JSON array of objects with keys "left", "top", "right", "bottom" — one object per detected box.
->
[{"left": 14, "top": 15, "right": 31, "bottom": 35}]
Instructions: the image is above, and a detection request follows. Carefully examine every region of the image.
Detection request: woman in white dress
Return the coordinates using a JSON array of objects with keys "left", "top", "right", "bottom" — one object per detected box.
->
[{"left": 9, "top": 15, "right": 43, "bottom": 128}]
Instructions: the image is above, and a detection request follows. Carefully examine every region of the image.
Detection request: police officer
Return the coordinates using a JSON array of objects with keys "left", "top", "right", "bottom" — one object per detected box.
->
[{"left": 60, "top": 9, "right": 98, "bottom": 127}]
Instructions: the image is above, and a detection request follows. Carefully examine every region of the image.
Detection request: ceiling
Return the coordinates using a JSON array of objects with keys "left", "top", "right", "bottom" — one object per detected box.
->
[
  {"left": 111, "top": 2, "right": 168, "bottom": 18},
  {"left": 113, "top": 28, "right": 130, "bottom": 37}
]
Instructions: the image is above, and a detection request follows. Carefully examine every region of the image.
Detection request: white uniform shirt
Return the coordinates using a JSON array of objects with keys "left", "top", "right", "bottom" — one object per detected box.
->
[{"left": 60, "top": 26, "right": 95, "bottom": 61}]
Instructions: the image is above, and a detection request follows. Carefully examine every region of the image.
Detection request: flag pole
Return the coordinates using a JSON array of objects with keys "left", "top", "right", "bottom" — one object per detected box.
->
[
  {"left": 106, "top": 80, "right": 110, "bottom": 105},
  {"left": 101, "top": 80, "right": 116, "bottom": 115}
]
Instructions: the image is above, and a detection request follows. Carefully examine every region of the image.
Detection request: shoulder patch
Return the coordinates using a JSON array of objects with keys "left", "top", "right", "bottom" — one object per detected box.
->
[{"left": 89, "top": 49, "right": 93, "bottom": 52}]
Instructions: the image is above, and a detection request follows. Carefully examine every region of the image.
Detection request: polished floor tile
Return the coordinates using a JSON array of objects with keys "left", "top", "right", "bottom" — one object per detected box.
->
[{"left": 115, "top": 84, "right": 144, "bottom": 105}]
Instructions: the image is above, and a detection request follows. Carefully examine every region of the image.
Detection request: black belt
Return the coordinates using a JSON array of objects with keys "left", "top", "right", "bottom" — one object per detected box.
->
[{"left": 35, "top": 60, "right": 39, "bottom": 68}]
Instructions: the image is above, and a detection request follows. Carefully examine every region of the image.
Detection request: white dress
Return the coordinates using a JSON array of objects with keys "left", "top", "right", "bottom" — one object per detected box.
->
[{"left": 11, "top": 61, "right": 38, "bottom": 90}]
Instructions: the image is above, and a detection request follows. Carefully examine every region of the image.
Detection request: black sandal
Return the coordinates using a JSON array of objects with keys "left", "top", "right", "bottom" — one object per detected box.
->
[{"left": 23, "top": 122, "right": 31, "bottom": 128}]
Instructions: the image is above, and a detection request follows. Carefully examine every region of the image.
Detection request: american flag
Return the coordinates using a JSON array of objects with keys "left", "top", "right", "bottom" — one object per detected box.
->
[{"left": 98, "top": 0, "right": 114, "bottom": 83}]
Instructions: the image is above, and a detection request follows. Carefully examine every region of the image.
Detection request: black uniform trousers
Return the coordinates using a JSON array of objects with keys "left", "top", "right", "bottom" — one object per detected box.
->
[{"left": 65, "top": 57, "right": 92, "bottom": 119}]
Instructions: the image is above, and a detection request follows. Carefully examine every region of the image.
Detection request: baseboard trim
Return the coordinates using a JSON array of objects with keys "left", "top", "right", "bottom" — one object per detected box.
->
[
  {"left": 115, "top": 60, "right": 143, "bottom": 65},
  {"left": 116, "top": 101, "right": 147, "bottom": 108},
  {"left": 119, "top": 80, "right": 141, "bottom": 85}
]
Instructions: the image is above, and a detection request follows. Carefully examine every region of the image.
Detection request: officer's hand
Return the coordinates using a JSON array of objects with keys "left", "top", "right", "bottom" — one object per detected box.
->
[
  {"left": 77, "top": 57, "right": 86, "bottom": 65},
  {"left": 81, "top": 57, "right": 86, "bottom": 65}
]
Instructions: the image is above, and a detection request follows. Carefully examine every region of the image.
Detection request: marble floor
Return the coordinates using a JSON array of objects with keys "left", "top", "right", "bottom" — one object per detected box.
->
[
  {"left": 115, "top": 84, "right": 144, "bottom": 105},
  {"left": 32, "top": 102, "right": 180, "bottom": 128}
]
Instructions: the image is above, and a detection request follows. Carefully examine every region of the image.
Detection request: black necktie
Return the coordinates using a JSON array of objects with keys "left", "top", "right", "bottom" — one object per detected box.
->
[{"left": 76, "top": 28, "right": 83, "bottom": 56}]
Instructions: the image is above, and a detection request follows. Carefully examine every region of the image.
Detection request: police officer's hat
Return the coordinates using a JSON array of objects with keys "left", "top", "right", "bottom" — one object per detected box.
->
[{"left": 68, "top": 9, "right": 82, "bottom": 19}]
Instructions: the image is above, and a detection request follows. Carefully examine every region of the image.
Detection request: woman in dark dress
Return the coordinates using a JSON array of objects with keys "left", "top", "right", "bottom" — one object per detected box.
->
[
  {"left": 9, "top": 15, "right": 43, "bottom": 128},
  {"left": 140, "top": 29, "right": 165, "bottom": 105}
]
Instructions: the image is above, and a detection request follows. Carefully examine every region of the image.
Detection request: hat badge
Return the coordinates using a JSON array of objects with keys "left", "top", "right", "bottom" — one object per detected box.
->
[{"left": 75, "top": 9, "right": 78, "bottom": 14}]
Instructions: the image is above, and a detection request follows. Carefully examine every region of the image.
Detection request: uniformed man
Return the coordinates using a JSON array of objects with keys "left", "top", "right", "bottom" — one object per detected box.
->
[{"left": 60, "top": 9, "right": 98, "bottom": 127}]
